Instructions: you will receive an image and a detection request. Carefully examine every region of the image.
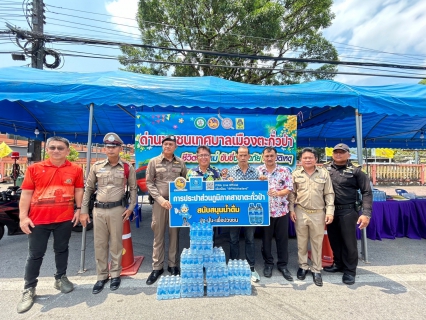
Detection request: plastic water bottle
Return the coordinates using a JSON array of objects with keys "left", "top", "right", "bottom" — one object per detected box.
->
[
  {"left": 248, "top": 203, "right": 255, "bottom": 224},
  {"left": 255, "top": 203, "right": 264, "bottom": 224}
]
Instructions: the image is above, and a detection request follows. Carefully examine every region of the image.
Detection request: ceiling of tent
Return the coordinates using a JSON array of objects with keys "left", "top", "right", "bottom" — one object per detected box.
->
[{"left": 1, "top": 67, "right": 426, "bottom": 148}]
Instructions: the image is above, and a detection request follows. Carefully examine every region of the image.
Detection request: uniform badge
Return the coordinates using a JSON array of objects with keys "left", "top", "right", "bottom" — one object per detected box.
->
[{"left": 107, "top": 135, "right": 115, "bottom": 142}]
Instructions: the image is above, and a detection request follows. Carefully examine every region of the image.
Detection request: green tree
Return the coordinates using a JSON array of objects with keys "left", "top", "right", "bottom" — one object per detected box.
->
[
  {"left": 43, "top": 146, "right": 80, "bottom": 162},
  {"left": 120, "top": 152, "right": 132, "bottom": 162},
  {"left": 119, "top": 0, "right": 338, "bottom": 84}
]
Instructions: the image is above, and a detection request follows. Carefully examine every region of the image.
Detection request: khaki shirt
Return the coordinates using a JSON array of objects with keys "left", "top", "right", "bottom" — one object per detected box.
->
[
  {"left": 146, "top": 153, "right": 187, "bottom": 205},
  {"left": 288, "top": 166, "right": 335, "bottom": 216},
  {"left": 81, "top": 158, "right": 137, "bottom": 213}
]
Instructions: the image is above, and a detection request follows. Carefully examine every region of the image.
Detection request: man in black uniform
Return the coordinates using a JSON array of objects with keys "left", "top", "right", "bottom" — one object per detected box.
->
[{"left": 323, "top": 143, "right": 372, "bottom": 285}]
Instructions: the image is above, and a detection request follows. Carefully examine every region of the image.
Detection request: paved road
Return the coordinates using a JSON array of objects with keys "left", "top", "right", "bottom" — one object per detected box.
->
[{"left": 1, "top": 204, "right": 425, "bottom": 320}]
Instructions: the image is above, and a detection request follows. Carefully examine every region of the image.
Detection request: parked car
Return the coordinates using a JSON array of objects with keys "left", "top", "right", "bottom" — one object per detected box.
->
[
  {"left": 136, "top": 165, "right": 148, "bottom": 193},
  {"left": 0, "top": 186, "right": 22, "bottom": 240}
]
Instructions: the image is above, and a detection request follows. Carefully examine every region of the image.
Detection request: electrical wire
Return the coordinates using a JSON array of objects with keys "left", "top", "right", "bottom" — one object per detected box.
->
[{"left": 43, "top": 3, "right": 426, "bottom": 66}]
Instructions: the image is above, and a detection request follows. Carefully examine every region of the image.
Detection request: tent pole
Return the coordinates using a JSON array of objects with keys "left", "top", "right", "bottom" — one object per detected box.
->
[
  {"left": 355, "top": 109, "right": 369, "bottom": 263},
  {"left": 79, "top": 103, "right": 94, "bottom": 273}
]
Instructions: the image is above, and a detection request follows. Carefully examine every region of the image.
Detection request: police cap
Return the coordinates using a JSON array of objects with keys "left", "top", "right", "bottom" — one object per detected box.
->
[
  {"left": 162, "top": 135, "right": 176, "bottom": 144},
  {"left": 333, "top": 143, "right": 350, "bottom": 152},
  {"left": 103, "top": 132, "right": 123, "bottom": 146}
]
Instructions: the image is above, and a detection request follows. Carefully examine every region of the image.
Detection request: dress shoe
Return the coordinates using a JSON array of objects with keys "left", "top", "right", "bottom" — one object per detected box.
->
[
  {"left": 323, "top": 264, "right": 343, "bottom": 273},
  {"left": 92, "top": 279, "right": 109, "bottom": 294},
  {"left": 297, "top": 268, "right": 309, "bottom": 280},
  {"left": 110, "top": 277, "right": 121, "bottom": 291},
  {"left": 167, "top": 266, "right": 180, "bottom": 276},
  {"left": 263, "top": 265, "right": 273, "bottom": 278},
  {"left": 312, "top": 272, "right": 323, "bottom": 287},
  {"left": 146, "top": 269, "right": 164, "bottom": 285},
  {"left": 278, "top": 267, "right": 294, "bottom": 282},
  {"left": 342, "top": 273, "right": 355, "bottom": 285}
]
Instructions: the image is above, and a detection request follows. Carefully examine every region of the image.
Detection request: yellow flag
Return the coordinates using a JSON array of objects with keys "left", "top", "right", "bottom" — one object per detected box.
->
[
  {"left": 325, "top": 147, "right": 334, "bottom": 157},
  {"left": 375, "top": 148, "right": 394, "bottom": 159},
  {"left": 0, "top": 141, "right": 13, "bottom": 158}
]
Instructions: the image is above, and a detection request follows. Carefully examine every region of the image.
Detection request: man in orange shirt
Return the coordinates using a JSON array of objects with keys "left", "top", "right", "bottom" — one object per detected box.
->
[{"left": 17, "top": 137, "right": 84, "bottom": 314}]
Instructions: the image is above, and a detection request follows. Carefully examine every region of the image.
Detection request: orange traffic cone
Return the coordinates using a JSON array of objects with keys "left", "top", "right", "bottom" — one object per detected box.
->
[
  {"left": 321, "top": 226, "right": 334, "bottom": 267},
  {"left": 308, "top": 225, "right": 334, "bottom": 267},
  {"left": 120, "top": 219, "right": 144, "bottom": 276}
]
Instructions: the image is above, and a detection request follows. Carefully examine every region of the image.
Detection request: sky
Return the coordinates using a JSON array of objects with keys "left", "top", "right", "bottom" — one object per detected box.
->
[{"left": 0, "top": 0, "right": 425, "bottom": 86}]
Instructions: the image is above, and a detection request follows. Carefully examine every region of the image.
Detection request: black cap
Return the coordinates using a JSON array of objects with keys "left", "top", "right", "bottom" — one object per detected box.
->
[
  {"left": 333, "top": 143, "right": 350, "bottom": 152},
  {"left": 162, "top": 135, "right": 176, "bottom": 144}
]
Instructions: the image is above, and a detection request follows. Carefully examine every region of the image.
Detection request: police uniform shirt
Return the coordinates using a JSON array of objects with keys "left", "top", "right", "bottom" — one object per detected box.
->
[
  {"left": 81, "top": 158, "right": 137, "bottom": 213},
  {"left": 146, "top": 153, "right": 187, "bottom": 204},
  {"left": 288, "top": 166, "right": 335, "bottom": 215},
  {"left": 325, "top": 160, "right": 372, "bottom": 217},
  {"left": 228, "top": 165, "right": 259, "bottom": 180}
]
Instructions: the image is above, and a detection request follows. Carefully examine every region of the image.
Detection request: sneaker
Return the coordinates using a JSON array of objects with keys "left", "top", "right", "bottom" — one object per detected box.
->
[
  {"left": 54, "top": 275, "right": 74, "bottom": 293},
  {"left": 251, "top": 269, "right": 261, "bottom": 282},
  {"left": 17, "top": 287, "right": 36, "bottom": 313}
]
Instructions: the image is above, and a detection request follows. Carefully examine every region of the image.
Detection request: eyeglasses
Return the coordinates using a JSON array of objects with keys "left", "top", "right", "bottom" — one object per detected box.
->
[
  {"left": 197, "top": 154, "right": 210, "bottom": 158},
  {"left": 48, "top": 146, "right": 66, "bottom": 151}
]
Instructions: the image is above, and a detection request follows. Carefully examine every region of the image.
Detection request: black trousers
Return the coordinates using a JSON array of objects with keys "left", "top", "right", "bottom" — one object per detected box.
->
[
  {"left": 24, "top": 221, "right": 72, "bottom": 289},
  {"left": 327, "top": 209, "right": 359, "bottom": 276},
  {"left": 261, "top": 214, "right": 289, "bottom": 268}
]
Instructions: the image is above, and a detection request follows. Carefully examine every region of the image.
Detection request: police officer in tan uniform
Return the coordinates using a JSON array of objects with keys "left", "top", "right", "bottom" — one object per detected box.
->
[
  {"left": 80, "top": 133, "right": 137, "bottom": 294},
  {"left": 289, "top": 148, "right": 334, "bottom": 287},
  {"left": 146, "top": 135, "right": 187, "bottom": 285}
]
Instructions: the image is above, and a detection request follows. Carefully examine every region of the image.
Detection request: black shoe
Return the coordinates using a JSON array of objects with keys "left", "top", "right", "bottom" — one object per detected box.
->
[
  {"left": 263, "top": 265, "right": 273, "bottom": 278},
  {"left": 312, "top": 272, "right": 323, "bottom": 287},
  {"left": 110, "top": 277, "right": 121, "bottom": 291},
  {"left": 92, "top": 279, "right": 109, "bottom": 294},
  {"left": 167, "top": 266, "right": 180, "bottom": 276},
  {"left": 278, "top": 267, "right": 294, "bottom": 282},
  {"left": 323, "top": 264, "right": 343, "bottom": 273},
  {"left": 297, "top": 268, "right": 309, "bottom": 280},
  {"left": 342, "top": 273, "right": 355, "bottom": 285},
  {"left": 146, "top": 269, "right": 164, "bottom": 285}
]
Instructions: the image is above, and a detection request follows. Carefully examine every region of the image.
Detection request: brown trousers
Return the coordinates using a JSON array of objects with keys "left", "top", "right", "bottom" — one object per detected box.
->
[
  {"left": 151, "top": 202, "right": 180, "bottom": 270},
  {"left": 93, "top": 205, "right": 125, "bottom": 280},
  {"left": 294, "top": 206, "right": 325, "bottom": 273}
]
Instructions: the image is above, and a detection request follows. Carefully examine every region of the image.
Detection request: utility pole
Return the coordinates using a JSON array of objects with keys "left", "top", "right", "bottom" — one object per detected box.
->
[{"left": 31, "top": 0, "right": 45, "bottom": 69}]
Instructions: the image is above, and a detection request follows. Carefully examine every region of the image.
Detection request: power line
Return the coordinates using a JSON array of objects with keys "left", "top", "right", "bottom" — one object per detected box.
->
[
  {"left": 44, "top": 2, "right": 426, "bottom": 65},
  {"left": 7, "top": 26, "right": 426, "bottom": 71}
]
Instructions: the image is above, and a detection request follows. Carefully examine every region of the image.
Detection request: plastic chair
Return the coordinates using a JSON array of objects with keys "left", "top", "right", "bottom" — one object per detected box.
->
[{"left": 395, "top": 188, "right": 408, "bottom": 196}]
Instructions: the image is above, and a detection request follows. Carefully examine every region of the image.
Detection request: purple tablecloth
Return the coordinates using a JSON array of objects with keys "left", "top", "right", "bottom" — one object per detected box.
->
[
  {"left": 221, "top": 200, "right": 426, "bottom": 240},
  {"left": 356, "top": 200, "right": 426, "bottom": 240}
]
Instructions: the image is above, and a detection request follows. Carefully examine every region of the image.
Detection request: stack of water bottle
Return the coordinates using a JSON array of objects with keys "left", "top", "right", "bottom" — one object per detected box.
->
[
  {"left": 189, "top": 222, "right": 214, "bottom": 255},
  {"left": 157, "top": 222, "right": 252, "bottom": 300},
  {"left": 205, "top": 247, "right": 229, "bottom": 297},
  {"left": 248, "top": 202, "right": 264, "bottom": 225},
  {"left": 372, "top": 189, "right": 387, "bottom": 201},
  {"left": 227, "top": 259, "right": 252, "bottom": 295},
  {"left": 180, "top": 247, "right": 205, "bottom": 298},
  {"left": 156, "top": 275, "right": 181, "bottom": 300}
]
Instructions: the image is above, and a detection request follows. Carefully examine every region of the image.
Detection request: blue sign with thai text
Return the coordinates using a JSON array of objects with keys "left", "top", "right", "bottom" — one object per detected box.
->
[{"left": 169, "top": 178, "right": 270, "bottom": 227}]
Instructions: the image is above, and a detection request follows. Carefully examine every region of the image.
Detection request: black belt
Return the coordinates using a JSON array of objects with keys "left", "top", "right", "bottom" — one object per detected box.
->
[
  {"left": 335, "top": 204, "right": 355, "bottom": 210},
  {"left": 94, "top": 200, "right": 123, "bottom": 209}
]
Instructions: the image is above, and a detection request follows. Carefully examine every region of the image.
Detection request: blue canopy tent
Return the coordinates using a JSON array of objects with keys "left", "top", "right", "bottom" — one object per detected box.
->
[
  {"left": 0, "top": 67, "right": 426, "bottom": 148},
  {"left": 2, "top": 66, "right": 426, "bottom": 267}
]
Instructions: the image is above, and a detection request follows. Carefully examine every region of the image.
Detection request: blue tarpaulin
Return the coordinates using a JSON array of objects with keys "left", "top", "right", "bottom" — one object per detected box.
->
[{"left": 0, "top": 67, "right": 425, "bottom": 148}]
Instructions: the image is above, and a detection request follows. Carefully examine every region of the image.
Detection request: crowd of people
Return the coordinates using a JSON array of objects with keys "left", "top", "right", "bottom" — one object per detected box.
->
[{"left": 16, "top": 133, "right": 372, "bottom": 313}]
